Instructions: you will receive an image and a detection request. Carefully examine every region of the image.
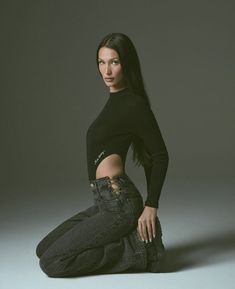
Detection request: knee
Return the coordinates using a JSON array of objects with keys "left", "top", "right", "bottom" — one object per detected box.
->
[
  {"left": 35, "top": 241, "right": 44, "bottom": 258},
  {"left": 39, "top": 254, "right": 66, "bottom": 278}
]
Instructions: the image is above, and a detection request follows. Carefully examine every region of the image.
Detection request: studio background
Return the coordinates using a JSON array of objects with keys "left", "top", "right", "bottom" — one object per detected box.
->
[{"left": 1, "top": 1, "right": 234, "bottom": 289}]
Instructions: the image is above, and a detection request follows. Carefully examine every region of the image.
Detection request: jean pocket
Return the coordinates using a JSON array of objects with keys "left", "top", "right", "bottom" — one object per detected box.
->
[
  {"left": 100, "top": 197, "right": 124, "bottom": 213},
  {"left": 125, "top": 187, "right": 143, "bottom": 200},
  {"left": 125, "top": 194, "right": 144, "bottom": 220}
]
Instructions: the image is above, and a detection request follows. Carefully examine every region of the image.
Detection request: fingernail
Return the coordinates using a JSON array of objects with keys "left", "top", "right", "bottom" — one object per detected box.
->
[
  {"left": 145, "top": 240, "right": 148, "bottom": 243},
  {"left": 150, "top": 238, "right": 152, "bottom": 242},
  {"left": 142, "top": 238, "right": 144, "bottom": 242}
]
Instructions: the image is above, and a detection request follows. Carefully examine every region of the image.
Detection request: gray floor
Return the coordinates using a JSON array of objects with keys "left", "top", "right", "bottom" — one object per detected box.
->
[{"left": 1, "top": 177, "right": 234, "bottom": 289}]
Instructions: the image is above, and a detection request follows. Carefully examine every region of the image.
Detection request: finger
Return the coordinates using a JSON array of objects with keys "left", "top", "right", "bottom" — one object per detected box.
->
[
  {"left": 147, "top": 220, "right": 153, "bottom": 242},
  {"left": 142, "top": 222, "right": 148, "bottom": 243},
  {"left": 137, "top": 225, "right": 143, "bottom": 241},
  {"left": 138, "top": 220, "right": 144, "bottom": 242},
  {"left": 152, "top": 217, "right": 156, "bottom": 238},
  {"left": 149, "top": 218, "right": 156, "bottom": 241}
]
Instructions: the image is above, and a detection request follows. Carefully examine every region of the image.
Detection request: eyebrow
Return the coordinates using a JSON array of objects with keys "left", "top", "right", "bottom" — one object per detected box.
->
[{"left": 97, "top": 58, "right": 119, "bottom": 61}]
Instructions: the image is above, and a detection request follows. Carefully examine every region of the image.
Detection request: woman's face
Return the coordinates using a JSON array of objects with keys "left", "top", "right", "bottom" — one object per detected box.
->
[{"left": 98, "top": 47, "right": 126, "bottom": 92}]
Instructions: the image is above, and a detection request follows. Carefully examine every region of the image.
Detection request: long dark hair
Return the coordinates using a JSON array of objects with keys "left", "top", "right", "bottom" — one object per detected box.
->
[{"left": 96, "top": 32, "right": 152, "bottom": 169}]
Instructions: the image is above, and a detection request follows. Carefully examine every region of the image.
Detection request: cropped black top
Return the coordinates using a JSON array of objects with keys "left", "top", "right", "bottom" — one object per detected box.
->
[{"left": 86, "top": 87, "right": 169, "bottom": 208}]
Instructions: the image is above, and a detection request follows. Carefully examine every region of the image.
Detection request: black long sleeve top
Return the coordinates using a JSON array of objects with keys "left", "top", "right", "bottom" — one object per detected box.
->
[{"left": 86, "top": 87, "right": 169, "bottom": 208}]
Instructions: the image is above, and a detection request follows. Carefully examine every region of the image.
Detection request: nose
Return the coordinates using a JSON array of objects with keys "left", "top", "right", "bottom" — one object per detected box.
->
[{"left": 105, "top": 64, "right": 112, "bottom": 75}]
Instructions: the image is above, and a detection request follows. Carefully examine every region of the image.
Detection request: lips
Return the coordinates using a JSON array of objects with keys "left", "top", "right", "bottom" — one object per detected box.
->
[{"left": 105, "top": 77, "right": 114, "bottom": 80}]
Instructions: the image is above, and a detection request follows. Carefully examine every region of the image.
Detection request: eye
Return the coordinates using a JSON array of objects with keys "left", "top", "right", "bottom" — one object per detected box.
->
[{"left": 97, "top": 60, "right": 120, "bottom": 65}]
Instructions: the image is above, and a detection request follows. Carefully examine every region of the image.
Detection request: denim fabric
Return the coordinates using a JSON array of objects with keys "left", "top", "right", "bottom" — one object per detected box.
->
[{"left": 36, "top": 172, "right": 147, "bottom": 277}]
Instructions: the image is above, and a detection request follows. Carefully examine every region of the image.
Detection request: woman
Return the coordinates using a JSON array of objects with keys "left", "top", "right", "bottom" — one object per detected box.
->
[{"left": 36, "top": 33, "right": 169, "bottom": 277}]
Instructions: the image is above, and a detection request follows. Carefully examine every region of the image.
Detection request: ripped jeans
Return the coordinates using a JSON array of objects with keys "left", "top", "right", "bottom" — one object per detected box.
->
[{"left": 35, "top": 172, "right": 147, "bottom": 277}]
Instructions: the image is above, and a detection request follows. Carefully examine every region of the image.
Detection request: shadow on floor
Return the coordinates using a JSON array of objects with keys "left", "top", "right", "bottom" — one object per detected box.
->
[{"left": 162, "top": 229, "right": 235, "bottom": 272}]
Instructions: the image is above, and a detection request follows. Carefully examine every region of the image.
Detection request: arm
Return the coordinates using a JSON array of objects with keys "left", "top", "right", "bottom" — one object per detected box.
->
[
  {"left": 128, "top": 99, "right": 169, "bottom": 242},
  {"left": 129, "top": 99, "right": 169, "bottom": 209}
]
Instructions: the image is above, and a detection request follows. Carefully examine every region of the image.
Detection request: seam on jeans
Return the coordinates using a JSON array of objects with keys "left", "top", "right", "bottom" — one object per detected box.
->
[{"left": 88, "top": 213, "right": 132, "bottom": 247}]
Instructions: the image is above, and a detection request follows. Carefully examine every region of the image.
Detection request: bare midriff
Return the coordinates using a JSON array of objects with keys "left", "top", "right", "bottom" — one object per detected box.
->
[{"left": 95, "top": 154, "right": 124, "bottom": 180}]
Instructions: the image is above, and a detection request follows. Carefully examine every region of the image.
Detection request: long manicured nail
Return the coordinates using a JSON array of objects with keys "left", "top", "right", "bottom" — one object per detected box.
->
[{"left": 149, "top": 238, "right": 152, "bottom": 242}]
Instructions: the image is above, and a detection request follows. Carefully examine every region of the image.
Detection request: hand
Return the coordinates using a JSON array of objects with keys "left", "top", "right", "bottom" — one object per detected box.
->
[{"left": 137, "top": 206, "right": 157, "bottom": 243}]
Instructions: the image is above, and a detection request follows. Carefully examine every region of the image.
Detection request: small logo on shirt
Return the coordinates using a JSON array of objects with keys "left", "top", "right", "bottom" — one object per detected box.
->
[{"left": 94, "top": 150, "right": 106, "bottom": 165}]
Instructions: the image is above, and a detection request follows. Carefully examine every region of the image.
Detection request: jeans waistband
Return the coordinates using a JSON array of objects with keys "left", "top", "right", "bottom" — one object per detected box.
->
[{"left": 89, "top": 172, "right": 134, "bottom": 199}]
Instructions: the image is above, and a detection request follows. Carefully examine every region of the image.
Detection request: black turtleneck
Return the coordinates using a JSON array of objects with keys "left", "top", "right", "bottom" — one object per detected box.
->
[{"left": 86, "top": 87, "right": 169, "bottom": 208}]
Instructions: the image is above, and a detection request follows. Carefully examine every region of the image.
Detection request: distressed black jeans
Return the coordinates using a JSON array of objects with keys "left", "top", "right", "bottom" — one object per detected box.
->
[{"left": 35, "top": 172, "right": 148, "bottom": 277}]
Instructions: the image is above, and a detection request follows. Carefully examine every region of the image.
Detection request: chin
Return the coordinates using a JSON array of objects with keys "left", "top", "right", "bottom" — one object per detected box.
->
[{"left": 105, "top": 82, "right": 116, "bottom": 88}]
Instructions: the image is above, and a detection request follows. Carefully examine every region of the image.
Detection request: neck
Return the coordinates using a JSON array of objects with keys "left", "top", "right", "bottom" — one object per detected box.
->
[{"left": 109, "top": 87, "right": 129, "bottom": 97}]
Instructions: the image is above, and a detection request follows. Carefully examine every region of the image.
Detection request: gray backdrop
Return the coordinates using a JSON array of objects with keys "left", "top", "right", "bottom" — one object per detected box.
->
[
  {"left": 1, "top": 0, "right": 234, "bottom": 197},
  {"left": 1, "top": 1, "right": 234, "bottom": 289}
]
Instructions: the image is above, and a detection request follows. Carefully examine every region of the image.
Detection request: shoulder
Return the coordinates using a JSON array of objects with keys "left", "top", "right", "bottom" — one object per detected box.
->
[
  {"left": 125, "top": 93, "right": 160, "bottom": 127},
  {"left": 126, "top": 92, "right": 150, "bottom": 109},
  {"left": 126, "top": 94, "right": 152, "bottom": 117}
]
